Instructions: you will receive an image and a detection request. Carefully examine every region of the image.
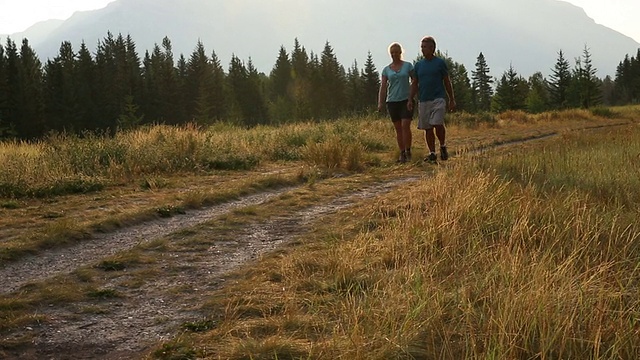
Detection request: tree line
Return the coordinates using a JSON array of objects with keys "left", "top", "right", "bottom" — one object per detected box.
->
[{"left": 0, "top": 32, "right": 639, "bottom": 140}]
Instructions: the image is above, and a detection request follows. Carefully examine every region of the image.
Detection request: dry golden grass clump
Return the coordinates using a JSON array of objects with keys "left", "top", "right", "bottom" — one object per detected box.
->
[{"left": 0, "top": 117, "right": 393, "bottom": 199}]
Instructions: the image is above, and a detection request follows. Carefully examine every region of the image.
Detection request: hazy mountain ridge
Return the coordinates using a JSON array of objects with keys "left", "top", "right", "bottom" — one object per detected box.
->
[{"left": 2, "top": 0, "right": 638, "bottom": 78}]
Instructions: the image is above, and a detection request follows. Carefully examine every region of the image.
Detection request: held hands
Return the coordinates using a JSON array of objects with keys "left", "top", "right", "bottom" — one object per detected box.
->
[
  {"left": 405, "top": 99, "right": 453, "bottom": 112},
  {"left": 448, "top": 99, "right": 456, "bottom": 112}
]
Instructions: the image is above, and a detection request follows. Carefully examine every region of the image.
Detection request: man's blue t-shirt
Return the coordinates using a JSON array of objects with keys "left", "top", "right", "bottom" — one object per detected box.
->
[
  {"left": 414, "top": 57, "right": 448, "bottom": 102},
  {"left": 381, "top": 61, "right": 414, "bottom": 102}
]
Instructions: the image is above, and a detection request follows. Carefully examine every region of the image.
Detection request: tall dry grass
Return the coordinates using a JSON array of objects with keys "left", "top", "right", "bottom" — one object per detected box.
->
[
  {"left": 2, "top": 106, "right": 629, "bottom": 199},
  {"left": 0, "top": 117, "right": 391, "bottom": 198},
  {"left": 187, "top": 122, "right": 640, "bottom": 359}
]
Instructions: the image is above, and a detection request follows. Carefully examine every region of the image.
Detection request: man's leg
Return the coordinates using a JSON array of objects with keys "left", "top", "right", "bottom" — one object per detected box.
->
[
  {"left": 425, "top": 128, "right": 436, "bottom": 153},
  {"left": 435, "top": 125, "right": 448, "bottom": 160},
  {"left": 435, "top": 125, "right": 446, "bottom": 147}
]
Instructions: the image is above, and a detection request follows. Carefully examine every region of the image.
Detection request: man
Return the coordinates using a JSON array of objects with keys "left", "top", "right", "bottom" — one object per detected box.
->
[{"left": 408, "top": 36, "right": 456, "bottom": 161}]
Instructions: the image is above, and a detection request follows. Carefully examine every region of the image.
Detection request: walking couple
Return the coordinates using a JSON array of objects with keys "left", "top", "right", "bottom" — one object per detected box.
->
[{"left": 377, "top": 36, "right": 456, "bottom": 163}]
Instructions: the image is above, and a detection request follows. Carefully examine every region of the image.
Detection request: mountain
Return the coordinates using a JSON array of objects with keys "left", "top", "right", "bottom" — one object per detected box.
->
[
  {"left": 2, "top": 0, "right": 638, "bottom": 78},
  {"left": 1, "top": 19, "right": 64, "bottom": 42}
]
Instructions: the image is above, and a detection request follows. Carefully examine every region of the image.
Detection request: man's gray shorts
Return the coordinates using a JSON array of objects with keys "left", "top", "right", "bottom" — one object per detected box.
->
[{"left": 418, "top": 98, "right": 446, "bottom": 130}]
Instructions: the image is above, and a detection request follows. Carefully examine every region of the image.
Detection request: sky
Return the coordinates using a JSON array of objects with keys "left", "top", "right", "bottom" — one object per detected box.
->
[
  {"left": 564, "top": 0, "right": 640, "bottom": 42},
  {"left": 0, "top": 0, "right": 639, "bottom": 43},
  {"left": 0, "top": 0, "right": 116, "bottom": 34}
]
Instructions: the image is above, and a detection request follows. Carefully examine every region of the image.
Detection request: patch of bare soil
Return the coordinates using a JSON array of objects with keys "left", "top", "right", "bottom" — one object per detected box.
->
[{"left": 0, "top": 176, "right": 418, "bottom": 359}]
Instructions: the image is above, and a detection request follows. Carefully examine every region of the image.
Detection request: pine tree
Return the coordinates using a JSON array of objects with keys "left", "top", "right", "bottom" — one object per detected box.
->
[
  {"left": 124, "top": 34, "right": 143, "bottom": 106},
  {"left": 270, "top": 45, "right": 292, "bottom": 101},
  {"left": 227, "top": 54, "right": 250, "bottom": 124},
  {"left": 142, "top": 46, "right": 162, "bottom": 122},
  {"left": 75, "top": 42, "right": 97, "bottom": 131},
  {"left": 317, "top": 41, "right": 346, "bottom": 119},
  {"left": 613, "top": 55, "right": 633, "bottom": 104},
  {"left": 245, "top": 58, "right": 269, "bottom": 125},
  {"left": 571, "top": 45, "right": 601, "bottom": 108},
  {"left": 94, "top": 32, "right": 123, "bottom": 131},
  {"left": 91, "top": 32, "right": 143, "bottom": 133},
  {"left": 43, "top": 41, "right": 80, "bottom": 132},
  {"left": 209, "top": 50, "right": 227, "bottom": 122},
  {"left": 600, "top": 75, "right": 615, "bottom": 106},
  {"left": 633, "top": 49, "right": 640, "bottom": 102},
  {"left": 291, "top": 38, "right": 309, "bottom": 80},
  {"left": 176, "top": 53, "right": 188, "bottom": 122},
  {"left": 117, "top": 94, "right": 144, "bottom": 130},
  {"left": 360, "top": 51, "right": 380, "bottom": 113},
  {"left": 0, "top": 41, "right": 10, "bottom": 137},
  {"left": 452, "top": 62, "right": 472, "bottom": 113},
  {"left": 156, "top": 37, "right": 183, "bottom": 123},
  {"left": 268, "top": 45, "right": 293, "bottom": 122},
  {"left": 185, "top": 41, "right": 216, "bottom": 124},
  {"left": 471, "top": 52, "right": 493, "bottom": 112},
  {"left": 492, "top": 64, "right": 527, "bottom": 112},
  {"left": 345, "top": 60, "right": 363, "bottom": 114},
  {"left": 613, "top": 49, "right": 640, "bottom": 105},
  {"left": 3, "top": 39, "right": 20, "bottom": 137},
  {"left": 290, "top": 38, "right": 312, "bottom": 120},
  {"left": 548, "top": 50, "right": 572, "bottom": 109},
  {"left": 16, "top": 38, "right": 45, "bottom": 138},
  {"left": 307, "top": 51, "right": 322, "bottom": 119},
  {"left": 439, "top": 52, "right": 472, "bottom": 112},
  {"left": 526, "top": 72, "right": 549, "bottom": 113}
]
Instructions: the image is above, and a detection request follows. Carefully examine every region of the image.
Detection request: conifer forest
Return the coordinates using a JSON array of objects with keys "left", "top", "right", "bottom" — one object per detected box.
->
[{"left": 0, "top": 32, "right": 639, "bottom": 140}]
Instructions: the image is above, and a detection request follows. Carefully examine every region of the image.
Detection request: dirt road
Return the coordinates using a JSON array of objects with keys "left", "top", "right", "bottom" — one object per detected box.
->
[{"left": 1, "top": 176, "right": 418, "bottom": 359}]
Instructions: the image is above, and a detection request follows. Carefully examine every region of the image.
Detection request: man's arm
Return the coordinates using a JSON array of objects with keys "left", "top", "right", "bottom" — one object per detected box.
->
[{"left": 443, "top": 74, "right": 456, "bottom": 112}]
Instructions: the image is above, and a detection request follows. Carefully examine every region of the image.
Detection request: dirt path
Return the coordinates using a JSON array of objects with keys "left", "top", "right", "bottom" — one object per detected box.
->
[
  {"left": 1, "top": 176, "right": 418, "bottom": 359},
  {"left": 0, "top": 190, "right": 290, "bottom": 295}
]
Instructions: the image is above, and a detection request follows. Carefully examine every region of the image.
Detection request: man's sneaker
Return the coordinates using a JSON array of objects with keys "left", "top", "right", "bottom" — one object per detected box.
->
[
  {"left": 397, "top": 151, "right": 407, "bottom": 163},
  {"left": 405, "top": 149, "right": 412, "bottom": 161},
  {"left": 424, "top": 152, "right": 437, "bottom": 162},
  {"left": 440, "top": 146, "right": 449, "bottom": 161}
]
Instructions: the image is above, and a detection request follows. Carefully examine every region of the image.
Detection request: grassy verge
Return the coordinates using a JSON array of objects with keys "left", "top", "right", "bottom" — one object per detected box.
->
[{"left": 0, "top": 118, "right": 392, "bottom": 198}]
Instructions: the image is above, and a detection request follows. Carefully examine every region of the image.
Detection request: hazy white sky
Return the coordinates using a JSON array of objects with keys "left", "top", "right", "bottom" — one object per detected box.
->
[
  {"left": 0, "top": 0, "right": 639, "bottom": 43},
  {"left": 564, "top": 0, "right": 640, "bottom": 42},
  {"left": 0, "top": 0, "right": 116, "bottom": 33}
]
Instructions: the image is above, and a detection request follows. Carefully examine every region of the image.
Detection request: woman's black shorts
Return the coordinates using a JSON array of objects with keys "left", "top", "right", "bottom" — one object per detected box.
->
[{"left": 386, "top": 100, "right": 413, "bottom": 122}]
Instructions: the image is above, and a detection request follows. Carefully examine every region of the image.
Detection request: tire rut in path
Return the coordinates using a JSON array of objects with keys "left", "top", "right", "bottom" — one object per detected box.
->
[
  {"left": 2, "top": 177, "right": 418, "bottom": 359},
  {"left": 0, "top": 190, "right": 289, "bottom": 295}
]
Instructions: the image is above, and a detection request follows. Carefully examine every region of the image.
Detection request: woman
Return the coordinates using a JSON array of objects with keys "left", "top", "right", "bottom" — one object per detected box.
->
[{"left": 378, "top": 42, "right": 414, "bottom": 163}]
